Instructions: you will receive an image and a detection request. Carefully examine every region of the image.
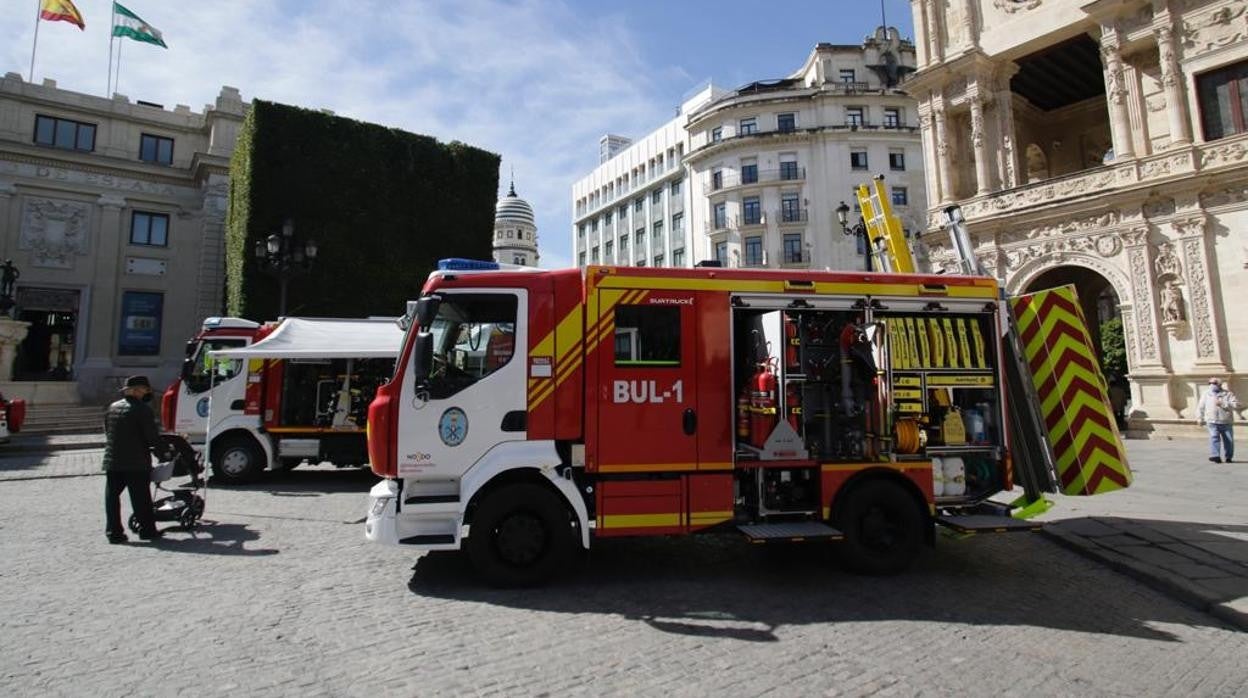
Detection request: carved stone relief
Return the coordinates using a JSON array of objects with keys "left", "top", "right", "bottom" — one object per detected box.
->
[
  {"left": 1024, "top": 210, "right": 1118, "bottom": 239},
  {"left": 1201, "top": 140, "right": 1248, "bottom": 169},
  {"left": 19, "top": 198, "right": 90, "bottom": 269},
  {"left": 1180, "top": 235, "right": 1217, "bottom": 359},
  {"left": 1143, "top": 197, "right": 1176, "bottom": 218},
  {"left": 1181, "top": 4, "right": 1248, "bottom": 53},
  {"left": 993, "top": 0, "right": 1042, "bottom": 13},
  {"left": 1126, "top": 243, "right": 1160, "bottom": 362},
  {"left": 1199, "top": 183, "right": 1248, "bottom": 208},
  {"left": 1153, "top": 241, "right": 1183, "bottom": 279}
]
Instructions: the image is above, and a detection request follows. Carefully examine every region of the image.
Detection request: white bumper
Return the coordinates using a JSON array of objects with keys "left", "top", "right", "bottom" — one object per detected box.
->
[{"left": 364, "top": 479, "right": 463, "bottom": 550}]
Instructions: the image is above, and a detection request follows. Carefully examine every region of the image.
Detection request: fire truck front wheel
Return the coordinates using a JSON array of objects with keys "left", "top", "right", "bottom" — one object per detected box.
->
[
  {"left": 466, "top": 483, "right": 574, "bottom": 587},
  {"left": 834, "top": 479, "right": 925, "bottom": 576},
  {"left": 211, "top": 434, "right": 265, "bottom": 485}
]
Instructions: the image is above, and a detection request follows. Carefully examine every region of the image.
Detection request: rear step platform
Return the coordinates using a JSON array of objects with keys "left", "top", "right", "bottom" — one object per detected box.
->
[
  {"left": 738, "top": 522, "right": 844, "bottom": 542},
  {"left": 935, "top": 514, "right": 1042, "bottom": 534}
]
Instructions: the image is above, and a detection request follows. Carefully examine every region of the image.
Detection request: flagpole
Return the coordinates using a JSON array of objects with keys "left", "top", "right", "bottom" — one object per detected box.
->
[
  {"left": 114, "top": 38, "right": 123, "bottom": 96},
  {"left": 107, "top": 4, "right": 116, "bottom": 95},
  {"left": 29, "top": 0, "right": 42, "bottom": 83}
]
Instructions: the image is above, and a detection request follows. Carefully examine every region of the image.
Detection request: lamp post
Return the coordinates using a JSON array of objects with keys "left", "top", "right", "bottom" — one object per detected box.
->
[
  {"left": 836, "top": 201, "right": 872, "bottom": 272},
  {"left": 253, "top": 218, "right": 318, "bottom": 316}
]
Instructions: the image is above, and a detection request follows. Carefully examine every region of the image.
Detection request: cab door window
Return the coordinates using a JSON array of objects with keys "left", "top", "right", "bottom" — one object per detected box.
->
[
  {"left": 614, "top": 305, "right": 680, "bottom": 367},
  {"left": 426, "top": 294, "right": 518, "bottom": 398},
  {"left": 185, "top": 338, "right": 246, "bottom": 393}
]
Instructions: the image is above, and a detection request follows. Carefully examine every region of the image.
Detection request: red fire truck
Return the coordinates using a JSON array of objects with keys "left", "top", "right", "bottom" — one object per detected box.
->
[
  {"left": 162, "top": 316, "right": 402, "bottom": 484},
  {"left": 364, "top": 249, "right": 1132, "bottom": 585}
]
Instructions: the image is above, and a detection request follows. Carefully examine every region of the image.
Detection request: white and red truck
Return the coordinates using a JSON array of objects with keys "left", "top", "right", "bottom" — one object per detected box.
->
[
  {"left": 162, "top": 316, "right": 402, "bottom": 484},
  {"left": 363, "top": 248, "right": 1134, "bottom": 586}
]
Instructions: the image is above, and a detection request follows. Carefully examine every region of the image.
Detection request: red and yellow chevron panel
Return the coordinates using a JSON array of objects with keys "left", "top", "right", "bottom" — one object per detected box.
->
[{"left": 1010, "top": 285, "right": 1132, "bottom": 496}]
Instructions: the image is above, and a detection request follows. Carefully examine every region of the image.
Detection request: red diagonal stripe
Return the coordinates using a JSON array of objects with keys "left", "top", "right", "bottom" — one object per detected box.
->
[
  {"left": 1084, "top": 463, "right": 1131, "bottom": 492},
  {"left": 1077, "top": 432, "right": 1122, "bottom": 466},
  {"left": 1057, "top": 376, "right": 1113, "bottom": 416},
  {"left": 1033, "top": 288, "right": 1081, "bottom": 321},
  {"left": 1066, "top": 402, "right": 1116, "bottom": 437}
]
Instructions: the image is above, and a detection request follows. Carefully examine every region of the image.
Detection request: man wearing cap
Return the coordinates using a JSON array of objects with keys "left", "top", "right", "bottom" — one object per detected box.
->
[
  {"left": 103, "top": 375, "right": 163, "bottom": 543},
  {"left": 1196, "top": 377, "right": 1239, "bottom": 464}
]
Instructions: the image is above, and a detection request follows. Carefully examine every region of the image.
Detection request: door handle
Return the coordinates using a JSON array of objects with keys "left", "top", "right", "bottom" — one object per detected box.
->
[{"left": 682, "top": 408, "right": 697, "bottom": 435}]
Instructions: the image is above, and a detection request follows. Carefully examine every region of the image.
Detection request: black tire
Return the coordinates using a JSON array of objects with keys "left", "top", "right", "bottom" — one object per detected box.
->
[
  {"left": 834, "top": 479, "right": 925, "bottom": 575},
  {"left": 211, "top": 434, "right": 265, "bottom": 485},
  {"left": 128, "top": 513, "right": 141, "bottom": 534},
  {"left": 466, "top": 483, "right": 575, "bottom": 587},
  {"left": 178, "top": 508, "right": 198, "bottom": 529}
]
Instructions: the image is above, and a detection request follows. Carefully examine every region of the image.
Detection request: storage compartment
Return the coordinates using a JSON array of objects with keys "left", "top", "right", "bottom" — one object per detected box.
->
[{"left": 279, "top": 357, "right": 393, "bottom": 428}]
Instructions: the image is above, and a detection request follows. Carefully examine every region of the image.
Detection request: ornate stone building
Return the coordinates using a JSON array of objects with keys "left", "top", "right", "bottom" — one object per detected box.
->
[
  {"left": 0, "top": 74, "right": 244, "bottom": 403},
  {"left": 492, "top": 179, "right": 539, "bottom": 266},
  {"left": 905, "top": 0, "right": 1248, "bottom": 435}
]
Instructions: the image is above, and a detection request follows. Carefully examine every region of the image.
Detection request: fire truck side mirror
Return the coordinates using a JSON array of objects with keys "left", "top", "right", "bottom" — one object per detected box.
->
[
  {"left": 415, "top": 295, "right": 441, "bottom": 329},
  {"left": 180, "top": 358, "right": 194, "bottom": 381},
  {"left": 412, "top": 332, "right": 433, "bottom": 389}
]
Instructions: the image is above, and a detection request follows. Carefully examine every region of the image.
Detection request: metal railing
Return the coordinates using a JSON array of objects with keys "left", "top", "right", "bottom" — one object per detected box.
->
[
  {"left": 704, "top": 167, "right": 807, "bottom": 193},
  {"left": 775, "top": 208, "right": 808, "bottom": 224}
]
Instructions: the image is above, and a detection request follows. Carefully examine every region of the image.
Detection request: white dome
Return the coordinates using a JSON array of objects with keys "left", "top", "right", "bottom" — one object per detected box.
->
[{"left": 495, "top": 182, "right": 536, "bottom": 228}]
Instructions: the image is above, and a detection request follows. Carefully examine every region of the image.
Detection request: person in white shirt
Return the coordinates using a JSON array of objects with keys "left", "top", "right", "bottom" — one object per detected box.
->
[{"left": 1196, "top": 377, "right": 1239, "bottom": 463}]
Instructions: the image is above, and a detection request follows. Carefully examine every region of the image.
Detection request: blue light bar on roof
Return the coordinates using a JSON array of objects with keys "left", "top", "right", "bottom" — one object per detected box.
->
[{"left": 438, "top": 258, "right": 500, "bottom": 271}]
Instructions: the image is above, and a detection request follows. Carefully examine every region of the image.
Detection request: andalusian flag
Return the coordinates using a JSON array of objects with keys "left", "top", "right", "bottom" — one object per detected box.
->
[
  {"left": 112, "top": 3, "right": 167, "bottom": 48},
  {"left": 39, "top": 0, "right": 86, "bottom": 30}
]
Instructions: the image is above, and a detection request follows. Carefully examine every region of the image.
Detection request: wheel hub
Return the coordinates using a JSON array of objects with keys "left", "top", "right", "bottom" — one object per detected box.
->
[{"left": 494, "top": 512, "right": 547, "bottom": 567}]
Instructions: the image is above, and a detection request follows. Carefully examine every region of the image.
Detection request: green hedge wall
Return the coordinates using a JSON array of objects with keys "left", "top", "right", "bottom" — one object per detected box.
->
[{"left": 226, "top": 100, "right": 500, "bottom": 319}]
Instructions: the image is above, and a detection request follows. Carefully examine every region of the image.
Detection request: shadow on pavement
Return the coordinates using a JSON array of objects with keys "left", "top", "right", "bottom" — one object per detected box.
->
[
  {"left": 219, "top": 466, "right": 379, "bottom": 496},
  {"left": 407, "top": 532, "right": 1228, "bottom": 643},
  {"left": 145, "top": 520, "right": 279, "bottom": 556}
]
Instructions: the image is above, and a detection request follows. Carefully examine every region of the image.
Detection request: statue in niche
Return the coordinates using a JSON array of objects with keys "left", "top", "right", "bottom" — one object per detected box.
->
[
  {"left": 1154, "top": 242, "right": 1182, "bottom": 279},
  {"left": 0, "top": 259, "right": 18, "bottom": 317},
  {"left": 1161, "top": 280, "right": 1185, "bottom": 323}
]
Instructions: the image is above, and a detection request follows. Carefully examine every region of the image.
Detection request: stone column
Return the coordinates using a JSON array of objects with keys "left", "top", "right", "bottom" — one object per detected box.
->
[
  {"left": 918, "top": 105, "right": 941, "bottom": 205},
  {"left": 1099, "top": 28, "right": 1136, "bottom": 161},
  {"left": 913, "top": 0, "right": 929, "bottom": 68},
  {"left": 1174, "top": 216, "right": 1228, "bottom": 371},
  {"left": 0, "top": 318, "right": 30, "bottom": 380},
  {"left": 924, "top": 0, "right": 944, "bottom": 64},
  {"left": 969, "top": 95, "right": 993, "bottom": 195},
  {"left": 994, "top": 65, "right": 1021, "bottom": 189},
  {"left": 1155, "top": 25, "right": 1192, "bottom": 147},
  {"left": 0, "top": 180, "right": 15, "bottom": 259},
  {"left": 933, "top": 101, "right": 954, "bottom": 204},
  {"left": 1122, "top": 227, "right": 1164, "bottom": 370},
  {"left": 958, "top": 0, "right": 978, "bottom": 51}
]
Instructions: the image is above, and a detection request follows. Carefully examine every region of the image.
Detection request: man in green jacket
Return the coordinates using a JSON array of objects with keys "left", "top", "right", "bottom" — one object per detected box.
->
[{"left": 103, "top": 375, "right": 162, "bottom": 543}]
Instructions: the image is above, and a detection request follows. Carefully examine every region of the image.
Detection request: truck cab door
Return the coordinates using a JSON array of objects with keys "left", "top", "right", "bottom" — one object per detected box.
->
[{"left": 593, "top": 290, "right": 698, "bottom": 473}]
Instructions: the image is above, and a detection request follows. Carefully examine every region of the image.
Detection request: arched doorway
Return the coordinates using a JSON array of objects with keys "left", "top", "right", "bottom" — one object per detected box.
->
[{"left": 1026, "top": 265, "right": 1129, "bottom": 427}]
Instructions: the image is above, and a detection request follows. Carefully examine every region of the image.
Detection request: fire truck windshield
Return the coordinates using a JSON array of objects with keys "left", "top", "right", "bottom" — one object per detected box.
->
[
  {"left": 184, "top": 338, "right": 247, "bottom": 394},
  {"left": 424, "top": 294, "right": 517, "bottom": 399}
]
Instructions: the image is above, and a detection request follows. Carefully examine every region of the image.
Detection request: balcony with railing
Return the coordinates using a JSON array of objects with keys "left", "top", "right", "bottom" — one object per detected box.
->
[
  {"left": 704, "top": 166, "right": 807, "bottom": 194},
  {"left": 774, "top": 207, "right": 808, "bottom": 225},
  {"left": 704, "top": 215, "right": 738, "bottom": 235}
]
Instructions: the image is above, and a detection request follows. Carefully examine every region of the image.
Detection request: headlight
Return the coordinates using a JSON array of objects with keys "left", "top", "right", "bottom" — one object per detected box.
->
[{"left": 369, "top": 497, "right": 392, "bottom": 516}]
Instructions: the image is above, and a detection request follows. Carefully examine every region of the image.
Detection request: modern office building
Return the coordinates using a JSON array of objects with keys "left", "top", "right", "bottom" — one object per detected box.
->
[
  {"left": 0, "top": 73, "right": 245, "bottom": 403},
  {"left": 492, "top": 179, "right": 539, "bottom": 266},
  {"left": 571, "top": 27, "right": 925, "bottom": 271},
  {"left": 904, "top": 0, "right": 1247, "bottom": 435}
]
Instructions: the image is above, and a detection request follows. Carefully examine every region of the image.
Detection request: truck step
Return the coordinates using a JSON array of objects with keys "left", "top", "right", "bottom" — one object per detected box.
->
[
  {"left": 934, "top": 514, "right": 1042, "bottom": 534},
  {"left": 738, "top": 521, "right": 843, "bottom": 542},
  {"left": 399, "top": 534, "right": 455, "bottom": 545}
]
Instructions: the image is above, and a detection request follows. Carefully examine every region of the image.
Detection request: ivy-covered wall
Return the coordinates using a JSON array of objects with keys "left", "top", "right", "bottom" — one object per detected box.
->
[{"left": 225, "top": 100, "right": 500, "bottom": 319}]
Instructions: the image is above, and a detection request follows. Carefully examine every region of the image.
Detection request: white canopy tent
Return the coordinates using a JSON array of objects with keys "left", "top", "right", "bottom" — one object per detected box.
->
[{"left": 209, "top": 317, "right": 404, "bottom": 360}]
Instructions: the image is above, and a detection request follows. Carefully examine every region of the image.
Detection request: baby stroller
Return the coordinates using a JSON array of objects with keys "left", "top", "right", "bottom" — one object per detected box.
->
[{"left": 128, "top": 434, "right": 206, "bottom": 533}]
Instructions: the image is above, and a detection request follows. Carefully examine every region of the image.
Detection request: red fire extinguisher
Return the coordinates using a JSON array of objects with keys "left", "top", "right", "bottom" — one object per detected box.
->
[
  {"left": 785, "top": 382, "right": 801, "bottom": 431},
  {"left": 784, "top": 315, "right": 800, "bottom": 373},
  {"left": 750, "top": 360, "right": 778, "bottom": 448}
]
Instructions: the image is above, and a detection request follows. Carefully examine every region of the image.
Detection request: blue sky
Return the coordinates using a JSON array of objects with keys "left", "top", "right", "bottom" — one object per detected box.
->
[{"left": 2, "top": 0, "right": 915, "bottom": 269}]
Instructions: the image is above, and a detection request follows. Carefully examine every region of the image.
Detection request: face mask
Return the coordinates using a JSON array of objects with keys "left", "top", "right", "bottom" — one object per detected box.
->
[
  {"left": 141, "top": 393, "right": 153, "bottom": 403},
  {"left": 1210, "top": 384, "right": 1221, "bottom": 393}
]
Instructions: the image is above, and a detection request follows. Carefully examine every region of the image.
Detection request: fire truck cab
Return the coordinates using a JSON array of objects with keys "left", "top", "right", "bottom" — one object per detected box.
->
[
  {"left": 163, "top": 316, "right": 265, "bottom": 445},
  {"left": 365, "top": 259, "right": 1129, "bottom": 585}
]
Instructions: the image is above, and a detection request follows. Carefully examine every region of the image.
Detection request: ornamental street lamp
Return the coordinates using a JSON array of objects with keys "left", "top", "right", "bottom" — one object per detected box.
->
[
  {"left": 836, "top": 200, "right": 872, "bottom": 272},
  {"left": 253, "top": 218, "right": 317, "bottom": 316}
]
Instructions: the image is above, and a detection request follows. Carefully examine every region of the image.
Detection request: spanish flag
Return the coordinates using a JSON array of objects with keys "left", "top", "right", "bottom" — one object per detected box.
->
[{"left": 40, "top": 0, "right": 86, "bottom": 30}]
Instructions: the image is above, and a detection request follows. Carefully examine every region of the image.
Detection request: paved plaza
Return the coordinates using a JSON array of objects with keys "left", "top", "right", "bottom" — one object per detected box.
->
[{"left": 1, "top": 439, "right": 1246, "bottom": 696}]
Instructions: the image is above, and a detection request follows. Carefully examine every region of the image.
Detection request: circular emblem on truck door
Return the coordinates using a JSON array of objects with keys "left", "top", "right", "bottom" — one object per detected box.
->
[
  {"left": 196, "top": 397, "right": 210, "bottom": 418},
  {"left": 439, "top": 407, "right": 468, "bottom": 447}
]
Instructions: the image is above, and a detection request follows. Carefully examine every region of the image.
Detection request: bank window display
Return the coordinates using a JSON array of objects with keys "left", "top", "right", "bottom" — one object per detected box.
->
[
  {"left": 139, "top": 133, "right": 174, "bottom": 165},
  {"left": 34, "top": 114, "right": 96, "bottom": 152},
  {"left": 130, "top": 212, "right": 170, "bottom": 246},
  {"left": 118, "top": 291, "right": 164, "bottom": 356}
]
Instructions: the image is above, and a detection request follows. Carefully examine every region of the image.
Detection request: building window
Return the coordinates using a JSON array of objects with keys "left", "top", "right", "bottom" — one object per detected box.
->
[
  {"left": 139, "top": 133, "right": 174, "bottom": 165},
  {"left": 513, "top": 254, "right": 527, "bottom": 265},
  {"left": 715, "top": 241, "right": 728, "bottom": 265},
  {"left": 711, "top": 169, "right": 723, "bottom": 191},
  {"left": 634, "top": 197, "right": 644, "bottom": 212},
  {"left": 671, "top": 211, "right": 684, "bottom": 234},
  {"left": 118, "top": 291, "right": 164, "bottom": 356},
  {"left": 741, "top": 162, "right": 758, "bottom": 184},
  {"left": 1197, "top": 60, "right": 1248, "bottom": 141},
  {"left": 34, "top": 114, "right": 96, "bottom": 151},
  {"left": 781, "top": 193, "right": 802, "bottom": 222},
  {"left": 618, "top": 204, "right": 629, "bottom": 219},
  {"left": 614, "top": 305, "right": 680, "bottom": 367},
  {"left": 654, "top": 254, "right": 664, "bottom": 267},
  {"left": 779, "top": 160, "right": 801, "bottom": 180},
  {"left": 671, "top": 179, "right": 682, "bottom": 195},
  {"left": 591, "top": 219, "right": 599, "bottom": 232},
  {"left": 742, "top": 196, "right": 762, "bottom": 225},
  {"left": 591, "top": 246, "right": 600, "bottom": 263},
  {"left": 713, "top": 203, "right": 727, "bottom": 229},
  {"left": 711, "top": 127, "right": 723, "bottom": 143},
  {"left": 744, "top": 236, "right": 763, "bottom": 266},
  {"left": 635, "top": 228, "right": 644, "bottom": 246},
  {"left": 839, "top": 69, "right": 856, "bottom": 83},
  {"left": 578, "top": 223, "right": 586, "bottom": 239},
  {"left": 883, "top": 108, "right": 901, "bottom": 128},
  {"left": 653, "top": 220, "right": 664, "bottom": 241},
  {"left": 620, "top": 237, "right": 629, "bottom": 258},
  {"left": 578, "top": 252, "right": 586, "bottom": 266},
  {"left": 604, "top": 211, "right": 613, "bottom": 225},
  {"left": 889, "top": 150, "right": 906, "bottom": 171},
  {"left": 846, "top": 107, "right": 865, "bottom": 127},
  {"left": 672, "top": 248, "right": 685, "bottom": 267},
  {"left": 891, "top": 186, "right": 909, "bottom": 206},
  {"left": 739, "top": 117, "right": 757, "bottom": 135},
  {"left": 777, "top": 112, "right": 796, "bottom": 133},
  {"left": 783, "top": 233, "right": 804, "bottom": 264},
  {"left": 636, "top": 260, "right": 646, "bottom": 267},
  {"left": 605, "top": 240, "right": 614, "bottom": 261},
  {"left": 130, "top": 212, "right": 169, "bottom": 246},
  {"left": 652, "top": 189, "right": 662, "bottom": 205},
  {"left": 850, "top": 150, "right": 869, "bottom": 170}
]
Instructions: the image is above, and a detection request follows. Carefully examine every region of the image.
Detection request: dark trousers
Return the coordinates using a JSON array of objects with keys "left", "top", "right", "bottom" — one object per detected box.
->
[{"left": 105, "top": 470, "right": 155, "bottom": 536}]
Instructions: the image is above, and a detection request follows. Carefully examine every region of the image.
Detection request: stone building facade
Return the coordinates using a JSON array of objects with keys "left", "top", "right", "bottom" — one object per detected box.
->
[
  {"left": 905, "top": 0, "right": 1248, "bottom": 434},
  {"left": 0, "top": 74, "right": 245, "bottom": 403}
]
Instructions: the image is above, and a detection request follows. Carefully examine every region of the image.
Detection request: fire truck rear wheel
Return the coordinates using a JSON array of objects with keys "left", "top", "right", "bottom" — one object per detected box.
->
[
  {"left": 467, "top": 483, "right": 574, "bottom": 587},
  {"left": 211, "top": 435, "right": 264, "bottom": 485},
  {"left": 835, "top": 479, "right": 924, "bottom": 576}
]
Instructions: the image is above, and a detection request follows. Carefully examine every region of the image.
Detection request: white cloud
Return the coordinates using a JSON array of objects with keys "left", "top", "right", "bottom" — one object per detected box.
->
[{"left": 2, "top": 0, "right": 672, "bottom": 268}]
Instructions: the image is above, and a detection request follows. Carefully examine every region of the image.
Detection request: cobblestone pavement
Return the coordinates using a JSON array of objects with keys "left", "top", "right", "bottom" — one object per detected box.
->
[
  {"left": 2, "top": 463, "right": 1248, "bottom": 696},
  {"left": 0, "top": 447, "right": 103, "bottom": 480}
]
